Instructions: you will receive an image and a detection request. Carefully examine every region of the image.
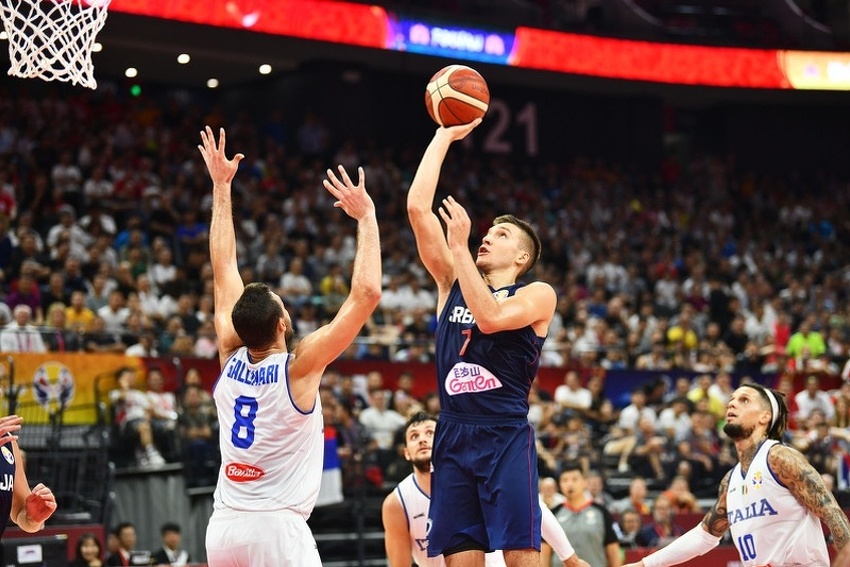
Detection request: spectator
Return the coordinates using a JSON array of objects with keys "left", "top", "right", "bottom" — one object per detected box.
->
[
  {"left": 615, "top": 509, "right": 642, "bottom": 550},
  {"left": 0, "top": 304, "right": 47, "bottom": 352},
  {"left": 795, "top": 374, "right": 836, "bottom": 423},
  {"left": 554, "top": 370, "right": 592, "bottom": 417},
  {"left": 70, "top": 532, "right": 103, "bottom": 567},
  {"left": 65, "top": 290, "right": 96, "bottom": 333},
  {"left": 151, "top": 522, "right": 190, "bottom": 566},
  {"left": 611, "top": 477, "right": 651, "bottom": 516},
  {"left": 108, "top": 367, "right": 165, "bottom": 468},
  {"left": 42, "top": 301, "right": 82, "bottom": 352},
  {"left": 634, "top": 496, "right": 683, "bottom": 548},
  {"left": 358, "top": 388, "right": 406, "bottom": 471},
  {"left": 145, "top": 366, "right": 179, "bottom": 462},
  {"left": 659, "top": 475, "right": 701, "bottom": 514},
  {"left": 105, "top": 522, "right": 148, "bottom": 566}
]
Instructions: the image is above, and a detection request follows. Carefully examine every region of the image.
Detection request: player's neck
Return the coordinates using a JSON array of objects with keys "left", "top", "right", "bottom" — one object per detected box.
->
[
  {"left": 734, "top": 434, "right": 769, "bottom": 472},
  {"left": 482, "top": 268, "right": 517, "bottom": 290},
  {"left": 247, "top": 345, "right": 287, "bottom": 362}
]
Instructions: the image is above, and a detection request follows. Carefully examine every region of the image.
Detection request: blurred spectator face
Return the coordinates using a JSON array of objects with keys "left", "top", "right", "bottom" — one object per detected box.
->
[
  {"left": 652, "top": 497, "right": 673, "bottom": 523},
  {"left": 107, "top": 290, "right": 124, "bottom": 310},
  {"left": 183, "top": 385, "right": 201, "bottom": 409},
  {"left": 806, "top": 376, "right": 820, "bottom": 395},
  {"left": 621, "top": 510, "right": 641, "bottom": 534},
  {"left": 147, "top": 369, "right": 164, "bottom": 391},
  {"left": 629, "top": 478, "right": 647, "bottom": 499},
  {"left": 118, "top": 369, "right": 137, "bottom": 389},
  {"left": 117, "top": 525, "right": 136, "bottom": 551},
  {"left": 70, "top": 291, "right": 86, "bottom": 309},
  {"left": 558, "top": 469, "right": 587, "bottom": 499},
  {"left": 49, "top": 306, "right": 66, "bottom": 329},
  {"left": 13, "top": 305, "right": 32, "bottom": 325},
  {"left": 162, "top": 529, "right": 181, "bottom": 550}
]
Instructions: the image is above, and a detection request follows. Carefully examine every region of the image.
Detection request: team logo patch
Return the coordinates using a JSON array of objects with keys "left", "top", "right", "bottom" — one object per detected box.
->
[
  {"left": 1, "top": 446, "right": 13, "bottom": 465},
  {"left": 751, "top": 471, "right": 763, "bottom": 490},
  {"left": 225, "top": 462, "right": 266, "bottom": 482},
  {"left": 32, "top": 362, "right": 75, "bottom": 412},
  {"left": 444, "top": 362, "right": 503, "bottom": 395},
  {"left": 492, "top": 290, "right": 509, "bottom": 300}
]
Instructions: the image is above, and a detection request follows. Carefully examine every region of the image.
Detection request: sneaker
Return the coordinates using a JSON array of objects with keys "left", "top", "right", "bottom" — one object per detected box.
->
[
  {"left": 617, "top": 462, "right": 629, "bottom": 473},
  {"left": 145, "top": 447, "right": 166, "bottom": 467}
]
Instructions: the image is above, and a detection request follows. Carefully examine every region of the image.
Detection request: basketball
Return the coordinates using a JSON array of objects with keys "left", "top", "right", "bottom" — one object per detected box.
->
[{"left": 424, "top": 64, "right": 490, "bottom": 127}]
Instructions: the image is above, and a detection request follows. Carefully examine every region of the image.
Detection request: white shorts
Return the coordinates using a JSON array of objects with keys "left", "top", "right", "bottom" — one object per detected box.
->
[{"left": 205, "top": 508, "right": 322, "bottom": 567}]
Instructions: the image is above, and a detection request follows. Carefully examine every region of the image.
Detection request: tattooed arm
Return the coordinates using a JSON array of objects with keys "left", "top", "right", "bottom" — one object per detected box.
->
[
  {"left": 701, "top": 471, "right": 731, "bottom": 537},
  {"left": 768, "top": 444, "right": 850, "bottom": 553}
]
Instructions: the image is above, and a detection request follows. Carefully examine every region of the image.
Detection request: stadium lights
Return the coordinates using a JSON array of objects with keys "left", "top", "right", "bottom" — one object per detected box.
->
[{"left": 177, "top": 53, "right": 191, "bottom": 64}]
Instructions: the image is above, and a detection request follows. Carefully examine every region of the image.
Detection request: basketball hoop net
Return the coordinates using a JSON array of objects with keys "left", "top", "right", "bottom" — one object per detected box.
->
[{"left": 0, "top": 0, "right": 111, "bottom": 90}]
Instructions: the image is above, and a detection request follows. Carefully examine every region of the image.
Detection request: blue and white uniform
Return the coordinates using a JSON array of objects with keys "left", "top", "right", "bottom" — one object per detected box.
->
[
  {"left": 726, "top": 439, "right": 829, "bottom": 567},
  {"left": 205, "top": 348, "right": 323, "bottom": 567},
  {"left": 429, "top": 281, "right": 544, "bottom": 556}
]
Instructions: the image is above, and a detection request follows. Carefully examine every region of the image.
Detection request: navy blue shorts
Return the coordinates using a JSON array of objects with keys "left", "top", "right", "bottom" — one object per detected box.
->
[{"left": 427, "top": 415, "right": 541, "bottom": 556}]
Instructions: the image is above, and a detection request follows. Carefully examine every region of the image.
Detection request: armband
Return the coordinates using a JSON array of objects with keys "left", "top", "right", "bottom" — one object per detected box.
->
[{"left": 642, "top": 525, "right": 720, "bottom": 567}]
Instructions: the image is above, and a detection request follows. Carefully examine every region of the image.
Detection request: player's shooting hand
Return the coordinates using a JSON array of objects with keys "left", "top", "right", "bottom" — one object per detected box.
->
[
  {"left": 198, "top": 126, "right": 244, "bottom": 187},
  {"left": 0, "top": 415, "right": 22, "bottom": 441},
  {"left": 437, "top": 117, "right": 483, "bottom": 142},
  {"left": 323, "top": 165, "right": 375, "bottom": 222},
  {"left": 438, "top": 196, "right": 472, "bottom": 251},
  {"left": 25, "top": 483, "right": 57, "bottom": 524}
]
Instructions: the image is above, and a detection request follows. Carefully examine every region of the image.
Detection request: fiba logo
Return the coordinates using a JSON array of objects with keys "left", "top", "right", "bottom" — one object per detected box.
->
[{"left": 32, "top": 362, "right": 75, "bottom": 412}]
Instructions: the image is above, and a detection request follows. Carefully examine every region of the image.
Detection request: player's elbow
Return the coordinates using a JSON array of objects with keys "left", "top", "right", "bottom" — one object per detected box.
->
[
  {"left": 407, "top": 201, "right": 431, "bottom": 220},
  {"left": 355, "top": 284, "right": 382, "bottom": 309},
  {"left": 475, "top": 317, "right": 501, "bottom": 335}
]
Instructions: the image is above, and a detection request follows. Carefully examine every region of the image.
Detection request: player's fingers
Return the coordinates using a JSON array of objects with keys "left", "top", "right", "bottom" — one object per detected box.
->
[
  {"left": 437, "top": 206, "right": 450, "bottom": 223},
  {"left": 234, "top": 153, "right": 245, "bottom": 164},
  {"left": 323, "top": 179, "right": 342, "bottom": 199},
  {"left": 357, "top": 166, "right": 365, "bottom": 188},
  {"left": 325, "top": 169, "right": 343, "bottom": 190},
  {"left": 219, "top": 127, "right": 226, "bottom": 154},
  {"left": 337, "top": 165, "right": 354, "bottom": 188}
]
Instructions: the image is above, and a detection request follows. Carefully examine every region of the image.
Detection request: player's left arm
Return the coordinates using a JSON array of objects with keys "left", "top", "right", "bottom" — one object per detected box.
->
[
  {"left": 439, "top": 196, "right": 555, "bottom": 334},
  {"left": 768, "top": 443, "right": 850, "bottom": 552},
  {"left": 10, "top": 441, "right": 55, "bottom": 532}
]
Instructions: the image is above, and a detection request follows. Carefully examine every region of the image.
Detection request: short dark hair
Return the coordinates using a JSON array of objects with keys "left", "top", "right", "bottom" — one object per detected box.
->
[
  {"left": 492, "top": 214, "right": 541, "bottom": 276},
  {"left": 160, "top": 522, "right": 181, "bottom": 535},
  {"left": 404, "top": 411, "right": 437, "bottom": 435},
  {"left": 231, "top": 282, "right": 284, "bottom": 349},
  {"left": 114, "top": 522, "right": 134, "bottom": 537},
  {"left": 559, "top": 461, "right": 584, "bottom": 477}
]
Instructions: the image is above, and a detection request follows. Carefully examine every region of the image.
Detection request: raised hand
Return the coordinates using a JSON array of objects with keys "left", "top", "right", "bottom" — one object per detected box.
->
[
  {"left": 322, "top": 165, "right": 374, "bottom": 221},
  {"left": 436, "top": 117, "right": 483, "bottom": 143},
  {"left": 0, "top": 415, "right": 22, "bottom": 441},
  {"left": 25, "top": 483, "right": 57, "bottom": 524},
  {"left": 198, "top": 126, "right": 244, "bottom": 186},
  {"left": 438, "top": 195, "right": 472, "bottom": 252}
]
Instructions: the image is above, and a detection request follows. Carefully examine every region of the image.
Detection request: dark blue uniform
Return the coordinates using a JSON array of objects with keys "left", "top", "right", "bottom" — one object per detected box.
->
[
  {"left": 428, "top": 280, "right": 544, "bottom": 556},
  {"left": 0, "top": 438, "right": 17, "bottom": 538}
]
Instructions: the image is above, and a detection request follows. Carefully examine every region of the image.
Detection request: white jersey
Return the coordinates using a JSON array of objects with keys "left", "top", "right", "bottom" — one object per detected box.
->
[
  {"left": 726, "top": 439, "right": 829, "bottom": 567},
  {"left": 394, "top": 473, "right": 508, "bottom": 567},
  {"left": 212, "top": 348, "right": 323, "bottom": 518}
]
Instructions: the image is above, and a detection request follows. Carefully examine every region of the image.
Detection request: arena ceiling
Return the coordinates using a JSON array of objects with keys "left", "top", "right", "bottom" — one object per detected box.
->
[{"left": 83, "top": 13, "right": 850, "bottom": 107}]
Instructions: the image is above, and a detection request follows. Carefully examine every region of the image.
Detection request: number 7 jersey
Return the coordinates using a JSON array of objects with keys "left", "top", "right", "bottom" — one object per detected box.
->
[{"left": 212, "top": 347, "right": 323, "bottom": 518}]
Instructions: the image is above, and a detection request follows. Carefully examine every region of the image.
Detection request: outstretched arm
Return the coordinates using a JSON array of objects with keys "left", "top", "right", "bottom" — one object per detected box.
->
[
  {"left": 289, "top": 166, "right": 381, "bottom": 386},
  {"left": 407, "top": 121, "right": 481, "bottom": 299},
  {"left": 622, "top": 473, "right": 729, "bottom": 567},
  {"left": 382, "top": 490, "right": 414, "bottom": 567},
  {"left": 198, "top": 126, "right": 245, "bottom": 365},
  {"left": 768, "top": 444, "right": 850, "bottom": 554},
  {"left": 438, "top": 196, "right": 556, "bottom": 335}
]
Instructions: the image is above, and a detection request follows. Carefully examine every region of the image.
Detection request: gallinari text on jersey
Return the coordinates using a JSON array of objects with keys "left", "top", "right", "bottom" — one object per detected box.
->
[{"left": 225, "top": 358, "right": 280, "bottom": 386}]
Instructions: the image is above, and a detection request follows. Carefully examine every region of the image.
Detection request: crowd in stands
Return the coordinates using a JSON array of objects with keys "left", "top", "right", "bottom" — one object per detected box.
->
[{"left": 1, "top": 83, "right": 850, "bottom": 540}]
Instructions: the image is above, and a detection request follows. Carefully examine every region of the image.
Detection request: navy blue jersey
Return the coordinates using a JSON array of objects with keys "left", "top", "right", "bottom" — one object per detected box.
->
[
  {"left": 0, "top": 438, "right": 16, "bottom": 538},
  {"left": 435, "top": 280, "right": 545, "bottom": 421}
]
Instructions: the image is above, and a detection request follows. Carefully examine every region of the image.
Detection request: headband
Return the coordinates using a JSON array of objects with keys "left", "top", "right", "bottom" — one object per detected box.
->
[{"left": 764, "top": 388, "right": 779, "bottom": 430}]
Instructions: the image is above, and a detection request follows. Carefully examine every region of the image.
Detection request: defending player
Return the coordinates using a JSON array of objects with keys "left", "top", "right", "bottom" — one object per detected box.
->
[
  {"left": 382, "top": 412, "right": 589, "bottom": 567},
  {"left": 407, "top": 119, "right": 557, "bottom": 567},
  {"left": 198, "top": 127, "right": 381, "bottom": 567},
  {"left": 623, "top": 383, "right": 850, "bottom": 567}
]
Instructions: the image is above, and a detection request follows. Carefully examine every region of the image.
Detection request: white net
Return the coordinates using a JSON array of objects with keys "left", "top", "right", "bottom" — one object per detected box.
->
[{"left": 0, "top": 0, "right": 111, "bottom": 90}]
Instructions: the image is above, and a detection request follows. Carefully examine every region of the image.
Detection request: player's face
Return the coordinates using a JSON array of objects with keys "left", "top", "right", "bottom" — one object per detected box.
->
[
  {"left": 404, "top": 420, "right": 435, "bottom": 471},
  {"left": 476, "top": 223, "right": 526, "bottom": 272},
  {"left": 724, "top": 387, "right": 770, "bottom": 440}
]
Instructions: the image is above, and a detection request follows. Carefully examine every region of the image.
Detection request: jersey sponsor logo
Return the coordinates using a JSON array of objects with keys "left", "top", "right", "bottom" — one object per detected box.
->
[
  {"left": 1, "top": 445, "right": 13, "bottom": 465},
  {"left": 225, "top": 359, "right": 280, "bottom": 386},
  {"left": 727, "top": 497, "right": 778, "bottom": 525},
  {"left": 225, "top": 462, "right": 266, "bottom": 482},
  {"left": 444, "top": 362, "right": 503, "bottom": 395},
  {"left": 0, "top": 473, "right": 12, "bottom": 491}
]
